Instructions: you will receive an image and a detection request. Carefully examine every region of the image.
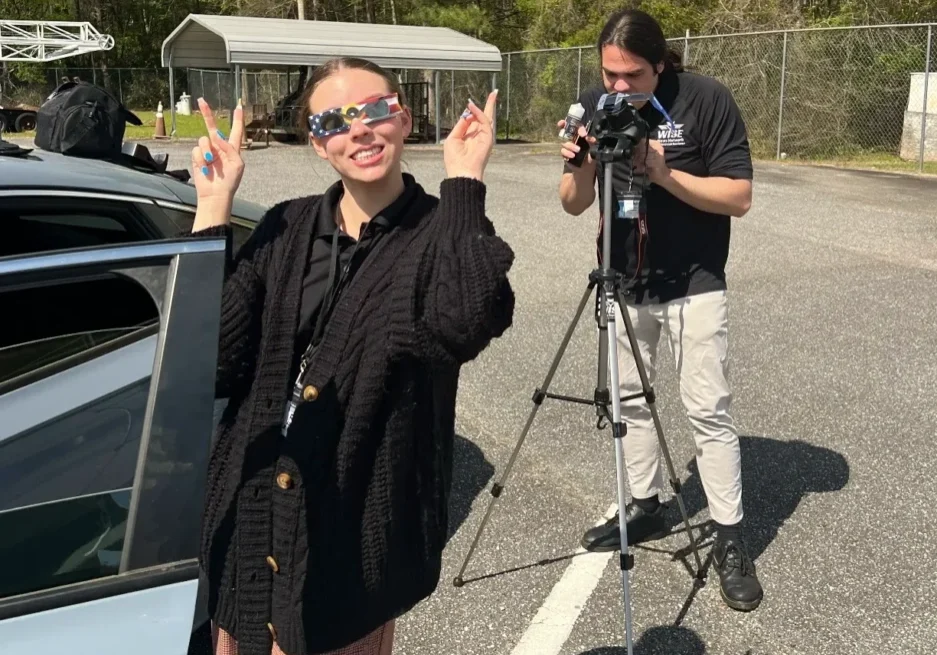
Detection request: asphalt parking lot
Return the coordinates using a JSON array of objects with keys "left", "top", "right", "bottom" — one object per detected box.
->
[{"left": 156, "top": 139, "right": 937, "bottom": 654}]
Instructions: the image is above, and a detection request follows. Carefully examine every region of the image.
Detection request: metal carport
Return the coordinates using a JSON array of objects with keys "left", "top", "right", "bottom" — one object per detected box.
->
[{"left": 160, "top": 14, "right": 503, "bottom": 143}]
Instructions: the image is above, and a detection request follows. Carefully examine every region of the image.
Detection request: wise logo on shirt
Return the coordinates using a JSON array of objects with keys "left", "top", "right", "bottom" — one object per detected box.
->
[{"left": 657, "top": 123, "right": 685, "bottom": 147}]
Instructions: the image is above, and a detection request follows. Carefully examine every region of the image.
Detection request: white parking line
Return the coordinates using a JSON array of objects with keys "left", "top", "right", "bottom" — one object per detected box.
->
[{"left": 509, "top": 503, "right": 619, "bottom": 655}]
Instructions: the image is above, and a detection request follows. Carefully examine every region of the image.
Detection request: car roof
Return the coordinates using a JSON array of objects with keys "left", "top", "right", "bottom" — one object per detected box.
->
[{"left": 0, "top": 142, "right": 268, "bottom": 223}]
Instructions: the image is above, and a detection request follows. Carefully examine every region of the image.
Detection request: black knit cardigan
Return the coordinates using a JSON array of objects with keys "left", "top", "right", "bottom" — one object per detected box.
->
[{"left": 188, "top": 176, "right": 515, "bottom": 655}]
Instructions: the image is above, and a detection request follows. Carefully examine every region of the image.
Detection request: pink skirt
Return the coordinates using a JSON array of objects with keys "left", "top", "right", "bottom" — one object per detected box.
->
[{"left": 212, "top": 621, "right": 395, "bottom": 655}]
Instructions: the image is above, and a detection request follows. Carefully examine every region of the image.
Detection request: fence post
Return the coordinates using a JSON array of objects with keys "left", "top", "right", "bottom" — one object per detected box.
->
[
  {"left": 919, "top": 25, "right": 932, "bottom": 173},
  {"left": 684, "top": 30, "right": 690, "bottom": 64},
  {"left": 577, "top": 47, "right": 582, "bottom": 98},
  {"left": 776, "top": 31, "right": 789, "bottom": 160},
  {"left": 506, "top": 53, "right": 511, "bottom": 141}
]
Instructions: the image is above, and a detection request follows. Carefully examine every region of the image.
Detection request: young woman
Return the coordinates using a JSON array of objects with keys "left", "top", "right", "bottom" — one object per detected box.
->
[{"left": 186, "top": 58, "right": 515, "bottom": 655}]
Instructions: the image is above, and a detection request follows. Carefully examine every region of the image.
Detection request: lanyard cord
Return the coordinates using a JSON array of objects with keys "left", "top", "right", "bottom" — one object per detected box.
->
[{"left": 297, "top": 215, "right": 389, "bottom": 378}]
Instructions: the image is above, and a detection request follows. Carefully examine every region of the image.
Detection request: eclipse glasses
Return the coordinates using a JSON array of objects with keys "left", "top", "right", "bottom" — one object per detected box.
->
[{"left": 307, "top": 93, "right": 403, "bottom": 139}]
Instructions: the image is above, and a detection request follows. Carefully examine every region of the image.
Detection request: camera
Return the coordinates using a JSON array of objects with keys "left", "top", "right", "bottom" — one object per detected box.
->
[{"left": 588, "top": 92, "right": 650, "bottom": 163}]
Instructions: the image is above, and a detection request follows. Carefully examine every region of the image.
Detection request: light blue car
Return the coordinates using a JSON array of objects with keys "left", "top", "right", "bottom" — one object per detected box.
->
[{"left": 0, "top": 139, "right": 266, "bottom": 655}]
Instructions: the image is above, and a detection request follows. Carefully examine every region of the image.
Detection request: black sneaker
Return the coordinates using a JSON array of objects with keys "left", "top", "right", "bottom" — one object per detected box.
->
[
  {"left": 580, "top": 502, "right": 668, "bottom": 552},
  {"left": 713, "top": 535, "right": 763, "bottom": 611}
]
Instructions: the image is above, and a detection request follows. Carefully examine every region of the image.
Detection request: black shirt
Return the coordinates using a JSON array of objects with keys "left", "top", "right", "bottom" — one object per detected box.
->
[
  {"left": 564, "top": 68, "right": 753, "bottom": 303},
  {"left": 294, "top": 175, "right": 418, "bottom": 364}
]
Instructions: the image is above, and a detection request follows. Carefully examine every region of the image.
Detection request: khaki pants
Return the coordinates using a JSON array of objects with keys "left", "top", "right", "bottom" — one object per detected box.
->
[{"left": 613, "top": 289, "right": 743, "bottom": 526}]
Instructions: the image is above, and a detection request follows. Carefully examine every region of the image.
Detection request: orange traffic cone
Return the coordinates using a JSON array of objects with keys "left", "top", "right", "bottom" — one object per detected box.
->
[{"left": 154, "top": 101, "right": 169, "bottom": 139}]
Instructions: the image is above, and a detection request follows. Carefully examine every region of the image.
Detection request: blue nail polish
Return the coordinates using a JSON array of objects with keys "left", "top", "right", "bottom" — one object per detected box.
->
[
  {"left": 205, "top": 151, "right": 213, "bottom": 162},
  {"left": 201, "top": 166, "right": 209, "bottom": 176},
  {"left": 217, "top": 129, "right": 225, "bottom": 139}
]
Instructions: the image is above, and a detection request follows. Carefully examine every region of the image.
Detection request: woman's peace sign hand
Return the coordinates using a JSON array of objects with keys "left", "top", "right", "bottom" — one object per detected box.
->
[
  {"left": 444, "top": 89, "right": 498, "bottom": 182},
  {"left": 191, "top": 97, "right": 245, "bottom": 229}
]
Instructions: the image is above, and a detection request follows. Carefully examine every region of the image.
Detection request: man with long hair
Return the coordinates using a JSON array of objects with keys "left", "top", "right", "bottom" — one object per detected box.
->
[{"left": 558, "top": 8, "right": 763, "bottom": 611}]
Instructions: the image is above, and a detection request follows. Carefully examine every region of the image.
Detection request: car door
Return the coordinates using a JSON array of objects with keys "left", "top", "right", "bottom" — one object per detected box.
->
[{"left": 0, "top": 235, "right": 226, "bottom": 655}]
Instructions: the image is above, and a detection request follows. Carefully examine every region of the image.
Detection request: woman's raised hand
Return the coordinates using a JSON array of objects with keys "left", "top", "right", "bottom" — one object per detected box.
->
[
  {"left": 191, "top": 97, "right": 245, "bottom": 229},
  {"left": 443, "top": 89, "right": 498, "bottom": 182}
]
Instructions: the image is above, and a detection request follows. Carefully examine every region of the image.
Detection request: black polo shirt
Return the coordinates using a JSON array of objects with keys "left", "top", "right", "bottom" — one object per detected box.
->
[
  {"left": 564, "top": 68, "right": 753, "bottom": 304},
  {"left": 293, "top": 175, "right": 418, "bottom": 364}
]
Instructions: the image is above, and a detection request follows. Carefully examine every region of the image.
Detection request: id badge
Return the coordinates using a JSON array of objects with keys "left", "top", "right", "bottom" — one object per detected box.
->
[
  {"left": 616, "top": 191, "right": 642, "bottom": 220},
  {"left": 281, "top": 378, "right": 304, "bottom": 437}
]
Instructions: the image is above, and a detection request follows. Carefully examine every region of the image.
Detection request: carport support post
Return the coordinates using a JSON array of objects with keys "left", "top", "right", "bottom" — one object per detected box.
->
[
  {"left": 168, "top": 49, "right": 176, "bottom": 137},
  {"left": 435, "top": 70, "right": 441, "bottom": 144},
  {"left": 506, "top": 53, "right": 511, "bottom": 140},
  {"left": 233, "top": 64, "right": 242, "bottom": 140},
  {"left": 491, "top": 72, "right": 497, "bottom": 139}
]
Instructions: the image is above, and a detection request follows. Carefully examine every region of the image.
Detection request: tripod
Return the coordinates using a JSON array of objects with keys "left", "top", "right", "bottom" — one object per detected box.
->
[{"left": 452, "top": 135, "right": 706, "bottom": 654}]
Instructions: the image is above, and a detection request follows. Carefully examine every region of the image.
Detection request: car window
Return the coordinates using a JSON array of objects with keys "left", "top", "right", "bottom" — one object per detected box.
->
[
  {"left": 155, "top": 206, "right": 255, "bottom": 251},
  {"left": 0, "top": 490, "right": 132, "bottom": 599},
  {"left": 150, "top": 206, "right": 195, "bottom": 235},
  {"left": 232, "top": 220, "right": 253, "bottom": 251},
  {"left": 0, "top": 275, "right": 159, "bottom": 390},
  {"left": 0, "top": 370, "right": 150, "bottom": 600},
  {"left": 0, "top": 218, "right": 227, "bottom": 623},
  {"left": 0, "top": 197, "right": 152, "bottom": 258},
  {"left": 0, "top": 378, "right": 150, "bottom": 513},
  {"left": 0, "top": 272, "right": 157, "bottom": 600},
  {"left": 21, "top": 214, "right": 128, "bottom": 232},
  {"left": 0, "top": 263, "right": 159, "bottom": 598}
]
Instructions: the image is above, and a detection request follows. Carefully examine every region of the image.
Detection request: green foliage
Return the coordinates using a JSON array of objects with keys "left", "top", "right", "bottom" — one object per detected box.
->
[
  {"left": 6, "top": 63, "right": 47, "bottom": 85},
  {"left": 405, "top": 3, "right": 492, "bottom": 39},
  {"left": 2, "top": 0, "right": 935, "bottom": 67}
]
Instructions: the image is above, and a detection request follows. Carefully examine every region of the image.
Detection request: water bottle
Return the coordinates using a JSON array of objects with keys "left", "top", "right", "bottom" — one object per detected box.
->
[{"left": 559, "top": 102, "right": 585, "bottom": 140}]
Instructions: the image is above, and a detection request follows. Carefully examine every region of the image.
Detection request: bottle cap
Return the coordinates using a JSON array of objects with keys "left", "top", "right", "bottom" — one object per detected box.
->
[{"left": 567, "top": 103, "right": 585, "bottom": 119}]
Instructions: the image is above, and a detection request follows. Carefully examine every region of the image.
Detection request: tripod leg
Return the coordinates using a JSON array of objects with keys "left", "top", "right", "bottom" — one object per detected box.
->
[
  {"left": 604, "top": 286, "right": 634, "bottom": 655},
  {"left": 613, "top": 287, "right": 706, "bottom": 580},
  {"left": 453, "top": 282, "right": 596, "bottom": 587},
  {"left": 595, "top": 289, "right": 610, "bottom": 427}
]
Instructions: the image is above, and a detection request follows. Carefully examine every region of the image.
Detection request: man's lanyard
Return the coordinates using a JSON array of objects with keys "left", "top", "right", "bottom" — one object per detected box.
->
[
  {"left": 281, "top": 216, "right": 388, "bottom": 436},
  {"left": 630, "top": 159, "right": 649, "bottom": 281}
]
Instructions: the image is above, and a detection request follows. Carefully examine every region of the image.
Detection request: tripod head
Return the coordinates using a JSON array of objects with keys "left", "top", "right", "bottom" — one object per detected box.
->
[
  {"left": 588, "top": 93, "right": 650, "bottom": 164},
  {"left": 585, "top": 93, "right": 653, "bottom": 286}
]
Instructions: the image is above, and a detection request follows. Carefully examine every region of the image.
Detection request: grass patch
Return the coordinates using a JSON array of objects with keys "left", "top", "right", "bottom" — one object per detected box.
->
[
  {"left": 124, "top": 110, "right": 232, "bottom": 139},
  {"left": 13, "top": 110, "right": 232, "bottom": 142},
  {"left": 778, "top": 152, "right": 937, "bottom": 176}
]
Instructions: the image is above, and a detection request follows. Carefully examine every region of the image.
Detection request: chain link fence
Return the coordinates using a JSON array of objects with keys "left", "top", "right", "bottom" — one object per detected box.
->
[
  {"left": 2, "top": 23, "right": 932, "bottom": 165},
  {"left": 0, "top": 66, "right": 174, "bottom": 111},
  {"left": 501, "top": 23, "right": 936, "bottom": 171}
]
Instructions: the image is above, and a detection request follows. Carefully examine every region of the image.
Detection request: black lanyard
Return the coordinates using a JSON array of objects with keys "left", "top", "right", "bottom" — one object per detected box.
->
[
  {"left": 298, "top": 215, "right": 390, "bottom": 377},
  {"left": 311, "top": 228, "right": 357, "bottom": 347},
  {"left": 281, "top": 195, "right": 408, "bottom": 437}
]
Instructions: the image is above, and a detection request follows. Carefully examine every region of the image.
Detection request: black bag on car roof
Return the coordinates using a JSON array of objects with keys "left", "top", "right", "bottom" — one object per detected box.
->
[{"left": 34, "top": 80, "right": 142, "bottom": 158}]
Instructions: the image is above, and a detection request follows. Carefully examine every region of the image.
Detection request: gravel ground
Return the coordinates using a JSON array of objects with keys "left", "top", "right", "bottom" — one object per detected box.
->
[{"left": 129, "top": 140, "right": 937, "bottom": 654}]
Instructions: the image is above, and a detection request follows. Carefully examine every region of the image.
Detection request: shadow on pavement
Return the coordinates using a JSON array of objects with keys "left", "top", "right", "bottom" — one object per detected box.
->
[
  {"left": 447, "top": 433, "right": 496, "bottom": 542},
  {"left": 678, "top": 434, "right": 850, "bottom": 562},
  {"left": 577, "top": 624, "right": 707, "bottom": 654}
]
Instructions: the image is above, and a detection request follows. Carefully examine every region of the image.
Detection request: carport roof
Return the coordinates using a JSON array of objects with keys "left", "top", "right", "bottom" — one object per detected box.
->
[{"left": 161, "top": 14, "right": 503, "bottom": 72}]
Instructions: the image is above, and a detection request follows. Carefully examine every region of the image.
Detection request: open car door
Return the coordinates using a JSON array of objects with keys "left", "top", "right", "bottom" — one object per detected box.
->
[{"left": 0, "top": 237, "right": 225, "bottom": 655}]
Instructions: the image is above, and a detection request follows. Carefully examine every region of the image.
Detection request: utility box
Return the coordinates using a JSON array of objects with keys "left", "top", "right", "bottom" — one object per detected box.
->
[
  {"left": 176, "top": 93, "right": 192, "bottom": 116},
  {"left": 900, "top": 72, "right": 937, "bottom": 162}
]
